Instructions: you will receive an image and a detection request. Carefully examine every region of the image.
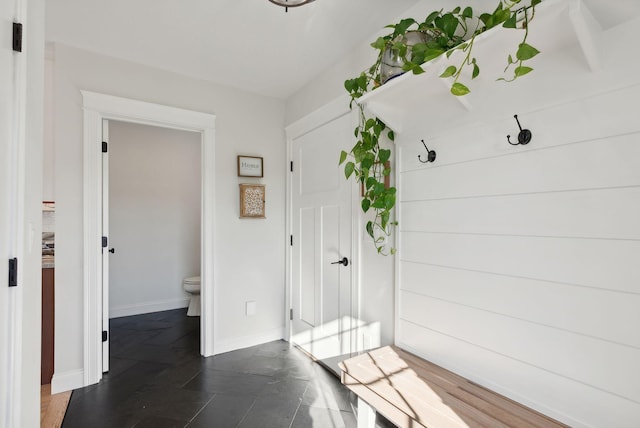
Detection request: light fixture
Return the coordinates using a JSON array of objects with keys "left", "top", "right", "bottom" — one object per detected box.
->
[{"left": 268, "top": 0, "right": 315, "bottom": 12}]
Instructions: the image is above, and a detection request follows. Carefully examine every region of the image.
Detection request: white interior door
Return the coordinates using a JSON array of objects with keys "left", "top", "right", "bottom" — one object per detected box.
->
[
  {"left": 0, "top": 28, "right": 14, "bottom": 428},
  {"left": 290, "top": 112, "right": 355, "bottom": 360},
  {"left": 101, "top": 119, "right": 110, "bottom": 372},
  {"left": 1, "top": 4, "right": 21, "bottom": 424}
]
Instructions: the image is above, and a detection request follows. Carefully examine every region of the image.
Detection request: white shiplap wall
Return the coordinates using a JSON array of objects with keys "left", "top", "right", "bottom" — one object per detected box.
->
[{"left": 395, "top": 16, "right": 640, "bottom": 428}]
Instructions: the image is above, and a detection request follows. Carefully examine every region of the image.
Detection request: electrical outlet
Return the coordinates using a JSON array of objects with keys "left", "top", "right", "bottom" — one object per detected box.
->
[{"left": 246, "top": 301, "right": 256, "bottom": 316}]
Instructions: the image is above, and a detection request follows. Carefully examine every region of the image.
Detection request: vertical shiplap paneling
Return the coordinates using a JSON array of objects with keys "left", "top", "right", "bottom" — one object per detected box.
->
[{"left": 396, "top": 50, "right": 640, "bottom": 428}]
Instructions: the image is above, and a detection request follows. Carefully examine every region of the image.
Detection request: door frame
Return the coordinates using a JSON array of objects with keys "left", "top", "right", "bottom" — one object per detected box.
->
[
  {"left": 82, "top": 91, "right": 216, "bottom": 386},
  {"left": 285, "top": 95, "right": 361, "bottom": 350},
  {"left": 2, "top": 0, "right": 28, "bottom": 424}
]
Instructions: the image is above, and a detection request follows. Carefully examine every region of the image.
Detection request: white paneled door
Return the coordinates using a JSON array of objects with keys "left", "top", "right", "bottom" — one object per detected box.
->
[{"left": 290, "top": 112, "right": 355, "bottom": 360}]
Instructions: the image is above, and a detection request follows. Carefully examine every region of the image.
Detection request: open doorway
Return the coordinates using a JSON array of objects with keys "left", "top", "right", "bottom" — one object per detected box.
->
[
  {"left": 107, "top": 121, "right": 201, "bottom": 320},
  {"left": 82, "top": 91, "right": 216, "bottom": 387}
]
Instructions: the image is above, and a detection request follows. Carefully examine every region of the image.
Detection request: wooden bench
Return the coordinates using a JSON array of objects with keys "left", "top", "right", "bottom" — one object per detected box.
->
[{"left": 339, "top": 346, "right": 568, "bottom": 428}]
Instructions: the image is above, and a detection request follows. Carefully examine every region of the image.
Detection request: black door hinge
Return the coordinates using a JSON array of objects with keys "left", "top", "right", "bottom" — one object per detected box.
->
[
  {"left": 289, "top": 308, "right": 293, "bottom": 321},
  {"left": 8, "top": 258, "right": 18, "bottom": 287},
  {"left": 102, "top": 236, "right": 108, "bottom": 248},
  {"left": 102, "top": 331, "right": 108, "bottom": 342},
  {"left": 290, "top": 235, "right": 293, "bottom": 246},
  {"left": 13, "top": 23, "right": 22, "bottom": 52},
  {"left": 290, "top": 161, "right": 293, "bottom": 172},
  {"left": 102, "top": 141, "right": 108, "bottom": 153}
]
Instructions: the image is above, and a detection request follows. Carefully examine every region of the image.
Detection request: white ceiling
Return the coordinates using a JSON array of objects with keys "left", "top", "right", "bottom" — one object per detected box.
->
[
  {"left": 45, "top": 0, "right": 640, "bottom": 100},
  {"left": 45, "top": 0, "right": 423, "bottom": 99}
]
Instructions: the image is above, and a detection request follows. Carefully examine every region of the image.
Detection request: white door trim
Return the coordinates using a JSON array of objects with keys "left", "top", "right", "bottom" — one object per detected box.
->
[
  {"left": 81, "top": 91, "right": 217, "bottom": 386},
  {"left": 284, "top": 95, "right": 361, "bottom": 348},
  {"left": 3, "top": 0, "right": 28, "bottom": 424}
]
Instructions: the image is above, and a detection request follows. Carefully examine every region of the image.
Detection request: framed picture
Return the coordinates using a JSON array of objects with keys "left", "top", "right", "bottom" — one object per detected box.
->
[
  {"left": 239, "top": 184, "right": 266, "bottom": 218},
  {"left": 361, "top": 161, "right": 391, "bottom": 197},
  {"left": 237, "top": 155, "right": 264, "bottom": 177}
]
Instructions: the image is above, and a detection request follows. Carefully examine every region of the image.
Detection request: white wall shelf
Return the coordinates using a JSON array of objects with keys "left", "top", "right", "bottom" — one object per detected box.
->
[{"left": 357, "top": 0, "right": 601, "bottom": 133}]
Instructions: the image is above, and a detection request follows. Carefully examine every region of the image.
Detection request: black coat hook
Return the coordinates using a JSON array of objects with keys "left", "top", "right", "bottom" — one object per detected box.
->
[
  {"left": 507, "top": 114, "right": 532, "bottom": 146},
  {"left": 418, "top": 139, "right": 436, "bottom": 163}
]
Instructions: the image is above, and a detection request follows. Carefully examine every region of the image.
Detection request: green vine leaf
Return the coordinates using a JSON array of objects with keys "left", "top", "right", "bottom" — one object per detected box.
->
[
  {"left": 451, "top": 82, "right": 470, "bottom": 96},
  {"left": 371, "top": 37, "right": 387, "bottom": 50},
  {"left": 339, "top": 150, "right": 348, "bottom": 165},
  {"left": 392, "top": 18, "right": 417, "bottom": 38},
  {"left": 344, "top": 162, "right": 355, "bottom": 179},
  {"left": 440, "top": 65, "right": 457, "bottom": 78},
  {"left": 364, "top": 118, "right": 376, "bottom": 131},
  {"left": 379, "top": 149, "right": 391, "bottom": 164},
  {"left": 387, "top": 130, "right": 395, "bottom": 141},
  {"left": 514, "top": 65, "right": 533, "bottom": 77},
  {"left": 384, "top": 194, "right": 396, "bottom": 210},
  {"left": 503, "top": 12, "right": 518, "bottom": 28},
  {"left": 356, "top": 75, "right": 367, "bottom": 91},
  {"left": 372, "top": 198, "right": 385, "bottom": 209},
  {"left": 516, "top": 43, "right": 540, "bottom": 61},
  {"left": 425, "top": 10, "right": 440, "bottom": 25},
  {"left": 472, "top": 63, "right": 480, "bottom": 79},
  {"left": 344, "top": 79, "right": 354, "bottom": 92},
  {"left": 405, "top": 63, "right": 425, "bottom": 75},
  {"left": 361, "top": 156, "right": 374, "bottom": 171},
  {"left": 361, "top": 199, "right": 371, "bottom": 212},
  {"left": 365, "top": 221, "right": 374, "bottom": 239},
  {"left": 366, "top": 177, "right": 377, "bottom": 190},
  {"left": 439, "top": 13, "right": 460, "bottom": 38}
]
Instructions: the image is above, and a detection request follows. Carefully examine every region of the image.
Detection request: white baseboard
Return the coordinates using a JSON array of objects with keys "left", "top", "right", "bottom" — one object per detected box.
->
[
  {"left": 214, "top": 327, "right": 285, "bottom": 355},
  {"left": 51, "top": 369, "right": 84, "bottom": 394},
  {"left": 110, "top": 298, "right": 190, "bottom": 319}
]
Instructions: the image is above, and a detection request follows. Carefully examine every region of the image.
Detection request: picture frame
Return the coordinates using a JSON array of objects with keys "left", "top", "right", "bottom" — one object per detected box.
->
[
  {"left": 237, "top": 155, "right": 264, "bottom": 177},
  {"left": 361, "top": 161, "right": 391, "bottom": 197},
  {"left": 239, "top": 184, "right": 266, "bottom": 218}
]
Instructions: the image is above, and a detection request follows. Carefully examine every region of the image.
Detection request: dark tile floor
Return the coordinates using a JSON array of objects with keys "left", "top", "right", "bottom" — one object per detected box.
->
[{"left": 62, "top": 309, "right": 393, "bottom": 428}]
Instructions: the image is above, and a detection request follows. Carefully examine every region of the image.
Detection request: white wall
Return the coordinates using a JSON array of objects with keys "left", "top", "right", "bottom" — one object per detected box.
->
[
  {"left": 108, "top": 121, "right": 200, "bottom": 318},
  {"left": 50, "top": 43, "right": 286, "bottom": 390},
  {"left": 284, "top": 0, "right": 503, "bottom": 125},
  {"left": 284, "top": 0, "right": 511, "bottom": 347},
  {"left": 394, "top": 16, "right": 640, "bottom": 428},
  {"left": 285, "top": 2, "right": 640, "bottom": 427}
]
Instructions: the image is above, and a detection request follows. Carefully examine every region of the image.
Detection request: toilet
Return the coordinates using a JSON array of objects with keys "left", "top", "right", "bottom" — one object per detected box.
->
[{"left": 183, "top": 276, "right": 201, "bottom": 316}]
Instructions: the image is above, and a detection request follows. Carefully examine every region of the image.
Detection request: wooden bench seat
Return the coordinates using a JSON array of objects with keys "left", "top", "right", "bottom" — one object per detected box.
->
[{"left": 339, "top": 346, "right": 568, "bottom": 428}]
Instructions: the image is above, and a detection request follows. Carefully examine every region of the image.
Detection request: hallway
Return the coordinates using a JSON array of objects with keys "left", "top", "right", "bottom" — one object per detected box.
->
[{"left": 61, "top": 309, "right": 373, "bottom": 427}]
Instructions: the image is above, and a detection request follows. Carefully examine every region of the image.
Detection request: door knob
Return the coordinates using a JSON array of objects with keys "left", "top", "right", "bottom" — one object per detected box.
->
[
  {"left": 331, "top": 257, "right": 349, "bottom": 267},
  {"left": 109, "top": 248, "right": 115, "bottom": 254}
]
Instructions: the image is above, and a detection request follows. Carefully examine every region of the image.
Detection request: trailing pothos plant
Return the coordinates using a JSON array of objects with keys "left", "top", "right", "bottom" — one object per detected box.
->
[{"left": 340, "top": 0, "right": 541, "bottom": 255}]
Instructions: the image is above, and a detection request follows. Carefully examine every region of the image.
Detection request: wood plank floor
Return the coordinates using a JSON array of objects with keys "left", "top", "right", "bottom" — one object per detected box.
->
[{"left": 41, "top": 384, "right": 72, "bottom": 428}]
